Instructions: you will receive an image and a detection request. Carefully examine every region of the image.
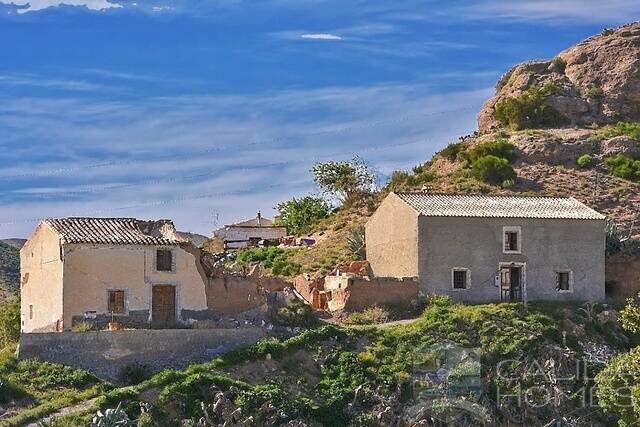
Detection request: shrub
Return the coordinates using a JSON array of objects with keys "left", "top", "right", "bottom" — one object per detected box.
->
[
  {"left": 121, "top": 362, "right": 150, "bottom": 385},
  {"left": 0, "top": 298, "right": 20, "bottom": 347},
  {"left": 347, "top": 225, "right": 365, "bottom": 261},
  {"left": 577, "top": 154, "right": 594, "bottom": 168},
  {"left": 344, "top": 306, "right": 390, "bottom": 325},
  {"left": 586, "top": 84, "right": 604, "bottom": 99},
  {"left": 274, "top": 196, "right": 331, "bottom": 236},
  {"left": 552, "top": 56, "right": 567, "bottom": 73},
  {"left": 493, "top": 83, "right": 567, "bottom": 130},
  {"left": 462, "top": 140, "right": 517, "bottom": 165},
  {"left": 593, "top": 122, "right": 640, "bottom": 141},
  {"left": 605, "top": 154, "right": 640, "bottom": 180},
  {"left": 437, "top": 142, "right": 465, "bottom": 161},
  {"left": 595, "top": 346, "right": 640, "bottom": 426},
  {"left": 272, "top": 299, "right": 318, "bottom": 328},
  {"left": 470, "top": 155, "right": 517, "bottom": 185},
  {"left": 72, "top": 321, "right": 96, "bottom": 332}
]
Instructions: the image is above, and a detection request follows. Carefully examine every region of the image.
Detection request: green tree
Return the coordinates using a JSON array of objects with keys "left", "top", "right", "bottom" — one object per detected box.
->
[
  {"left": 275, "top": 196, "right": 331, "bottom": 235},
  {"left": 312, "top": 157, "right": 376, "bottom": 203}
]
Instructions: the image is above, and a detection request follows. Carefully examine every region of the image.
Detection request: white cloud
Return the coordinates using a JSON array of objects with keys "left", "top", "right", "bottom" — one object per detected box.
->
[
  {"left": 300, "top": 33, "right": 343, "bottom": 40},
  {"left": 1, "top": 0, "right": 121, "bottom": 13}
]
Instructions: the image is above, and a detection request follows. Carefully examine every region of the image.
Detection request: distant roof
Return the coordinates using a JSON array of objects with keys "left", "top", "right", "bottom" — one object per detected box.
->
[
  {"left": 226, "top": 213, "right": 284, "bottom": 228},
  {"left": 44, "top": 218, "right": 188, "bottom": 245},
  {"left": 394, "top": 193, "right": 605, "bottom": 220}
]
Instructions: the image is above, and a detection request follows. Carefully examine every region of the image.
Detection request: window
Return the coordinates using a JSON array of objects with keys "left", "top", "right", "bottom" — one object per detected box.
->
[
  {"left": 503, "top": 226, "right": 521, "bottom": 253},
  {"left": 452, "top": 268, "right": 469, "bottom": 290},
  {"left": 156, "top": 249, "right": 173, "bottom": 271},
  {"left": 29, "top": 304, "right": 33, "bottom": 320},
  {"left": 556, "top": 271, "right": 573, "bottom": 292},
  {"left": 108, "top": 290, "right": 126, "bottom": 314}
]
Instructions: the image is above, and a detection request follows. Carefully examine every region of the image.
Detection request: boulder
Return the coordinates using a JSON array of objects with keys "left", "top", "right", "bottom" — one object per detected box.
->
[{"left": 600, "top": 135, "right": 640, "bottom": 158}]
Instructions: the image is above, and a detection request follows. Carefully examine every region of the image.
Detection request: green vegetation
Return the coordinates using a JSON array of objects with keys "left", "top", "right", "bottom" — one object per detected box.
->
[
  {"left": 577, "top": 154, "right": 594, "bottom": 168},
  {"left": 385, "top": 168, "right": 438, "bottom": 192},
  {"left": 593, "top": 122, "right": 640, "bottom": 141},
  {"left": 586, "top": 84, "right": 604, "bottom": 99},
  {"left": 344, "top": 306, "right": 390, "bottom": 325},
  {"left": 312, "top": 157, "right": 376, "bottom": 204},
  {"left": 596, "top": 298, "right": 640, "bottom": 426},
  {"left": 0, "top": 241, "right": 20, "bottom": 296},
  {"left": 462, "top": 139, "right": 516, "bottom": 165},
  {"left": 275, "top": 196, "right": 331, "bottom": 236},
  {"left": 470, "top": 155, "right": 517, "bottom": 185},
  {"left": 605, "top": 154, "right": 640, "bottom": 180},
  {"left": 231, "top": 247, "right": 302, "bottom": 277},
  {"left": 437, "top": 141, "right": 465, "bottom": 161},
  {"left": 0, "top": 298, "right": 20, "bottom": 348},
  {"left": 493, "top": 83, "right": 567, "bottom": 130},
  {"left": 346, "top": 225, "right": 366, "bottom": 261},
  {"left": 272, "top": 298, "right": 318, "bottom": 328},
  {"left": 552, "top": 56, "right": 567, "bottom": 73}
]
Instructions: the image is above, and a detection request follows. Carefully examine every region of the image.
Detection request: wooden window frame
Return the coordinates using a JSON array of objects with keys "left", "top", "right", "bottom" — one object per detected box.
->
[
  {"left": 107, "top": 289, "right": 127, "bottom": 315},
  {"left": 503, "top": 226, "right": 522, "bottom": 254},
  {"left": 451, "top": 268, "right": 470, "bottom": 290},
  {"left": 156, "top": 248, "right": 174, "bottom": 272}
]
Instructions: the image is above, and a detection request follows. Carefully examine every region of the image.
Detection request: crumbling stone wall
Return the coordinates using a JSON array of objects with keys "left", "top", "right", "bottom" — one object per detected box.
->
[
  {"left": 18, "top": 328, "right": 266, "bottom": 382},
  {"left": 606, "top": 253, "right": 640, "bottom": 297},
  {"left": 205, "top": 275, "right": 290, "bottom": 315},
  {"left": 326, "top": 277, "right": 419, "bottom": 312}
]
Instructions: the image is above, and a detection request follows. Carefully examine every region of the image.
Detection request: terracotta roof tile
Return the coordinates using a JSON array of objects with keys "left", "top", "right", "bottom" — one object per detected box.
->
[{"left": 43, "top": 217, "right": 187, "bottom": 245}]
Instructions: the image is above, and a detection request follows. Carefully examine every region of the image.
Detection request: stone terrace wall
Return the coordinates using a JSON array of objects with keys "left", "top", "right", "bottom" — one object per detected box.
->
[
  {"left": 18, "top": 328, "right": 266, "bottom": 382},
  {"left": 606, "top": 254, "right": 640, "bottom": 297}
]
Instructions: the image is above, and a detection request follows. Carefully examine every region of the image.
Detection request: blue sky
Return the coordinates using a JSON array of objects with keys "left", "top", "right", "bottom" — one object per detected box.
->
[{"left": 1, "top": 1, "right": 639, "bottom": 238}]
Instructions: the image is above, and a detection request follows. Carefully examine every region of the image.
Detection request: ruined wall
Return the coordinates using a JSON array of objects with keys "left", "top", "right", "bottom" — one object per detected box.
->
[
  {"left": 326, "top": 277, "right": 419, "bottom": 312},
  {"left": 62, "top": 243, "right": 208, "bottom": 329},
  {"left": 20, "top": 223, "right": 64, "bottom": 332},
  {"left": 365, "top": 193, "right": 420, "bottom": 278},
  {"left": 606, "top": 253, "right": 640, "bottom": 297},
  {"left": 205, "top": 275, "right": 290, "bottom": 315},
  {"left": 18, "top": 328, "right": 266, "bottom": 382}
]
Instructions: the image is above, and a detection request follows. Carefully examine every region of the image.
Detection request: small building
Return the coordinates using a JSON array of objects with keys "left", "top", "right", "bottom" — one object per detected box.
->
[
  {"left": 366, "top": 193, "right": 606, "bottom": 302},
  {"left": 213, "top": 212, "right": 287, "bottom": 249},
  {"left": 20, "top": 218, "right": 209, "bottom": 333}
]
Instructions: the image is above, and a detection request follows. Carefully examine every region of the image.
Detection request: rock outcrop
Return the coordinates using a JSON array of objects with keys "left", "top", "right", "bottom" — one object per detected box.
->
[{"left": 478, "top": 22, "right": 640, "bottom": 132}]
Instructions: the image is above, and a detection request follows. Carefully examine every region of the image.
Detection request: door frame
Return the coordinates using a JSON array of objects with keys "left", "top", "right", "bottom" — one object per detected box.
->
[
  {"left": 150, "top": 284, "right": 179, "bottom": 324},
  {"left": 498, "top": 262, "right": 527, "bottom": 302}
]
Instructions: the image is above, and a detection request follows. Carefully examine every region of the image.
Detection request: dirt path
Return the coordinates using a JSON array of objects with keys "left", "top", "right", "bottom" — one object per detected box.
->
[{"left": 23, "top": 397, "right": 99, "bottom": 427}]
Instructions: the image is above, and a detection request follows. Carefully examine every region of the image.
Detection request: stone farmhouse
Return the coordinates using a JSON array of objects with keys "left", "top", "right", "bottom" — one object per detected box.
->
[
  {"left": 366, "top": 193, "right": 606, "bottom": 302},
  {"left": 213, "top": 212, "right": 287, "bottom": 249},
  {"left": 20, "top": 218, "right": 210, "bottom": 333}
]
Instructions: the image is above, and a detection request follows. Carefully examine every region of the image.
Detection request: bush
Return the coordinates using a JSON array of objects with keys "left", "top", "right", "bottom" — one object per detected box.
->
[
  {"left": 577, "top": 154, "right": 594, "bottom": 168},
  {"left": 232, "top": 247, "right": 302, "bottom": 277},
  {"left": 462, "top": 140, "right": 517, "bottom": 165},
  {"left": 595, "top": 346, "right": 640, "bottom": 426},
  {"left": 121, "top": 362, "right": 150, "bottom": 385},
  {"left": 605, "top": 154, "right": 640, "bottom": 180},
  {"left": 344, "top": 306, "right": 390, "bottom": 325},
  {"left": 493, "top": 83, "right": 567, "bottom": 130},
  {"left": 470, "top": 155, "right": 517, "bottom": 185},
  {"left": 272, "top": 299, "right": 318, "bottom": 328},
  {"left": 275, "top": 196, "right": 331, "bottom": 236},
  {"left": 437, "top": 142, "right": 465, "bottom": 161},
  {"left": 594, "top": 122, "right": 640, "bottom": 141},
  {"left": 586, "top": 84, "right": 604, "bottom": 99},
  {"left": 552, "top": 56, "right": 567, "bottom": 73},
  {"left": 72, "top": 321, "right": 96, "bottom": 332},
  {"left": 385, "top": 168, "right": 438, "bottom": 192},
  {"left": 0, "top": 298, "right": 20, "bottom": 347}
]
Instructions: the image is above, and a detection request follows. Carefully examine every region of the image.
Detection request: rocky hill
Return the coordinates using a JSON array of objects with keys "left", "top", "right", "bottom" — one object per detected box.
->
[{"left": 0, "top": 241, "right": 20, "bottom": 299}]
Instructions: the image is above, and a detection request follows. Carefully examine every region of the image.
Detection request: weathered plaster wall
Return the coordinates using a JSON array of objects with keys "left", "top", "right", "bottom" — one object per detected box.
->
[
  {"left": 365, "top": 193, "right": 419, "bottom": 278},
  {"left": 20, "top": 223, "right": 64, "bottom": 332},
  {"left": 18, "top": 328, "right": 266, "bottom": 381},
  {"left": 606, "top": 253, "right": 640, "bottom": 297},
  {"left": 62, "top": 244, "right": 208, "bottom": 329},
  {"left": 418, "top": 216, "right": 605, "bottom": 302},
  {"left": 205, "top": 275, "right": 289, "bottom": 314}
]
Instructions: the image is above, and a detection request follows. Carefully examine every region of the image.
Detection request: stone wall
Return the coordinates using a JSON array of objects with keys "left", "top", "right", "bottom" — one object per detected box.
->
[
  {"left": 326, "top": 277, "right": 419, "bottom": 312},
  {"left": 205, "top": 275, "right": 290, "bottom": 315},
  {"left": 18, "top": 328, "right": 266, "bottom": 382},
  {"left": 606, "top": 253, "right": 640, "bottom": 297}
]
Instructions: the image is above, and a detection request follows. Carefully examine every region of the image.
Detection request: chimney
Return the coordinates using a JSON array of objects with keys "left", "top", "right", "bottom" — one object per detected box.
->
[{"left": 257, "top": 211, "right": 262, "bottom": 225}]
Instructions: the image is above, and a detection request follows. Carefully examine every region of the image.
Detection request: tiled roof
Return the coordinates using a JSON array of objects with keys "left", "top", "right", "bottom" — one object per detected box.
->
[
  {"left": 395, "top": 193, "right": 605, "bottom": 220},
  {"left": 44, "top": 218, "right": 187, "bottom": 245}
]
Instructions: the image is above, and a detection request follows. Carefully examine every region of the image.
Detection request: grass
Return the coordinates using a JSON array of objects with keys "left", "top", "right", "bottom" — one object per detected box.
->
[
  {"left": 592, "top": 122, "right": 640, "bottom": 141},
  {"left": 229, "top": 246, "right": 302, "bottom": 277}
]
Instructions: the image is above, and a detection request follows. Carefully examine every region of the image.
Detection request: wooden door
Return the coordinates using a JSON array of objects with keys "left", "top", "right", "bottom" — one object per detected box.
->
[{"left": 152, "top": 285, "right": 176, "bottom": 326}]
